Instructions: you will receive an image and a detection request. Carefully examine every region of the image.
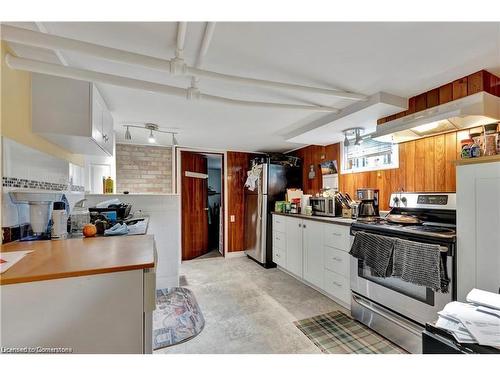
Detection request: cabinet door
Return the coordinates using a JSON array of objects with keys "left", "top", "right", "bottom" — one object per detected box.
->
[
  {"left": 285, "top": 217, "right": 303, "bottom": 277},
  {"left": 91, "top": 86, "right": 104, "bottom": 148},
  {"left": 303, "top": 220, "right": 324, "bottom": 289},
  {"left": 474, "top": 163, "right": 500, "bottom": 295},
  {"left": 102, "top": 110, "right": 114, "bottom": 155}
]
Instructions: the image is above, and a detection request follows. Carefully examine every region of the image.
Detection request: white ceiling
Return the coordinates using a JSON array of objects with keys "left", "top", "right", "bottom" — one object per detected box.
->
[{"left": 5, "top": 22, "right": 500, "bottom": 152}]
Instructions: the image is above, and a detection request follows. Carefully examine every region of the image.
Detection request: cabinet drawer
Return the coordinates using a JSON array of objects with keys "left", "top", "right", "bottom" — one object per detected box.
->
[
  {"left": 323, "top": 224, "right": 351, "bottom": 252},
  {"left": 324, "top": 269, "right": 350, "bottom": 305},
  {"left": 273, "top": 231, "right": 286, "bottom": 250},
  {"left": 273, "top": 215, "right": 286, "bottom": 233},
  {"left": 324, "top": 247, "right": 350, "bottom": 277},
  {"left": 273, "top": 247, "right": 286, "bottom": 267}
]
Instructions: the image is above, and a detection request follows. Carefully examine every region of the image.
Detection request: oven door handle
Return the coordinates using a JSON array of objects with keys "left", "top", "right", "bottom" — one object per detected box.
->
[{"left": 352, "top": 294, "right": 422, "bottom": 335}]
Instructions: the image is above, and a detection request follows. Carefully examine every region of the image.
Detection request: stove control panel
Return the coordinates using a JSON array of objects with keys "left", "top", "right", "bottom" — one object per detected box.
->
[
  {"left": 389, "top": 192, "right": 456, "bottom": 210},
  {"left": 417, "top": 195, "right": 448, "bottom": 205}
]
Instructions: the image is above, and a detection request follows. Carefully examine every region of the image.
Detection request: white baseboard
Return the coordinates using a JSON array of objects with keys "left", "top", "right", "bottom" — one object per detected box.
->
[{"left": 225, "top": 251, "right": 247, "bottom": 259}]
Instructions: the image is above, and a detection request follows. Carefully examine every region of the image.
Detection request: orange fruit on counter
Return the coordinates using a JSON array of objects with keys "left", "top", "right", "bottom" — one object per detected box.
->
[{"left": 82, "top": 224, "right": 97, "bottom": 237}]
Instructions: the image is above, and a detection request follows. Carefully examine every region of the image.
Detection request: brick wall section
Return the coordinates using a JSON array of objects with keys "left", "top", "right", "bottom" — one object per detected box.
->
[{"left": 116, "top": 144, "right": 172, "bottom": 194}]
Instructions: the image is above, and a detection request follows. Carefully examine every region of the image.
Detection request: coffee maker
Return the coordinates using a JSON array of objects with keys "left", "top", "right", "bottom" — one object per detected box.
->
[{"left": 356, "top": 188, "right": 379, "bottom": 220}]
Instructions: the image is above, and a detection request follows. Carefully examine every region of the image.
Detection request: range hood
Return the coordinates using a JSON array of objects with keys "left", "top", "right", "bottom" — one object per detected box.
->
[{"left": 374, "top": 92, "right": 500, "bottom": 143}]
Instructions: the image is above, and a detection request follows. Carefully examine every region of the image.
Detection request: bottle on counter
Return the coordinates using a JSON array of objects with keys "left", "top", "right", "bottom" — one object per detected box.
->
[
  {"left": 104, "top": 176, "right": 114, "bottom": 194},
  {"left": 51, "top": 201, "right": 68, "bottom": 240}
]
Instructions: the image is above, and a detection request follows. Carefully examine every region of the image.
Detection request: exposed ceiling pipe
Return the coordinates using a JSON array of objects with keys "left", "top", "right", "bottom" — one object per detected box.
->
[
  {"left": 5, "top": 54, "right": 339, "bottom": 113},
  {"left": 1, "top": 24, "right": 365, "bottom": 100},
  {"left": 191, "top": 22, "right": 217, "bottom": 89},
  {"left": 35, "top": 22, "right": 68, "bottom": 66},
  {"left": 175, "top": 22, "right": 188, "bottom": 58},
  {"left": 1, "top": 24, "right": 172, "bottom": 72}
]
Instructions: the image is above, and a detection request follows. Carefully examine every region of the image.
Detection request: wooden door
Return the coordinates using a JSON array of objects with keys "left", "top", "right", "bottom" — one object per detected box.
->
[
  {"left": 285, "top": 216, "right": 303, "bottom": 277},
  {"left": 181, "top": 151, "right": 209, "bottom": 260}
]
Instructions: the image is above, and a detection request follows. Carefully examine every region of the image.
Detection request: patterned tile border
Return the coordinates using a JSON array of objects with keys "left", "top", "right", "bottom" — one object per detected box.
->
[{"left": 2, "top": 177, "right": 84, "bottom": 192}]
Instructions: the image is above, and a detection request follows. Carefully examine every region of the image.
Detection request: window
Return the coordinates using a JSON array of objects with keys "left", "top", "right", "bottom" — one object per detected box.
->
[{"left": 340, "top": 138, "right": 399, "bottom": 174}]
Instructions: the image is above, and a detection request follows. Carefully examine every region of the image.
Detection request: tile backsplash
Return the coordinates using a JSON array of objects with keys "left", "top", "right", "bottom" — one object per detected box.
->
[{"left": 2, "top": 137, "right": 85, "bottom": 231}]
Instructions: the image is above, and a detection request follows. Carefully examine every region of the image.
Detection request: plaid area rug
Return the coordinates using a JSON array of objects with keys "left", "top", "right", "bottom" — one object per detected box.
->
[
  {"left": 294, "top": 311, "right": 407, "bottom": 354},
  {"left": 153, "top": 287, "right": 205, "bottom": 350}
]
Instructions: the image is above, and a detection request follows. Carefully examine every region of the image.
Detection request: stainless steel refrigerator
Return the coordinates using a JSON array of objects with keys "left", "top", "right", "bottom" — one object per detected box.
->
[{"left": 244, "top": 158, "right": 300, "bottom": 268}]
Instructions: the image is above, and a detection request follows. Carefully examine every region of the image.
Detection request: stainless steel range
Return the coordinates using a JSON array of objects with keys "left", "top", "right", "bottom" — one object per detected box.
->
[{"left": 350, "top": 192, "right": 457, "bottom": 354}]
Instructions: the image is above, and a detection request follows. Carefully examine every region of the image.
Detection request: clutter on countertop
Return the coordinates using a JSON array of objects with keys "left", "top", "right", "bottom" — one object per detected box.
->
[
  {"left": 0, "top": 250, "right": 33, "bottom": 273},
  {"left": 435, "top": 288, "right": 500, "bottom": 348}
]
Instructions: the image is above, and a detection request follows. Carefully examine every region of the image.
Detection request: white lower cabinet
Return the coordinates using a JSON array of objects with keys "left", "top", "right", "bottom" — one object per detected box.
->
[
  {"left": 303, "top": 220, "right": 324, "bottom": 289},
  {"left": 285, "top": 216, "right": 303, "bottom": 277},
  {"left": 272, "top": 214, "right": 352, "bottom": 309}
]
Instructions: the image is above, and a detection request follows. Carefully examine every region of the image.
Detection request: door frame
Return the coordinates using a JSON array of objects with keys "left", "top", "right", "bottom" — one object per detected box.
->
[{"left": 175, "top": 147, "right": 227, "bottom": 260}]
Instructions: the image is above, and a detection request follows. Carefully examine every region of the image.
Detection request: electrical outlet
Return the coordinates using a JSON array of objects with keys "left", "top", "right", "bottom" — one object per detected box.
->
[{"left": 230, "top": 215, "right": 235, "bottom": 222}]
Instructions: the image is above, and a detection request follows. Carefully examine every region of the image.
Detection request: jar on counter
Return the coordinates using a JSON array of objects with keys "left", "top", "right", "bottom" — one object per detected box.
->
[
  {"left": 470, "top": 137, "right": 481, "bottom": 158},
  {"left": 483, "top": 123, "right": 499, "bottom": 156}
]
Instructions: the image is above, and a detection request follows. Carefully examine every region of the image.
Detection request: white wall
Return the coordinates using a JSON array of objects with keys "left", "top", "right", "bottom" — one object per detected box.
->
[{"left": 85, "top": 193, "right": 181, "bottom": 289}]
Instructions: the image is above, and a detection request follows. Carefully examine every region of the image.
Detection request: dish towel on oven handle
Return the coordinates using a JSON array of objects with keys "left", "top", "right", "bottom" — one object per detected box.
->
[
  {"left": 349, "top": 232, "right": 396, "bottom": 278},
  {"left": 392, "top": 238, "right": 449, "bottom": 293}
]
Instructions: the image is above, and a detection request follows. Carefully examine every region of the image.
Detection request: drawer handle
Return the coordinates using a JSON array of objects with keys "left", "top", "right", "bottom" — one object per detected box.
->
[
  {"left": 299, "top": 223, "right": 302, "bottom": 227},
  {"left": 275, "top": 254, "right": 280, "bottom": 258},
  {"left": 332, "top": 257, "right": 342, "bottom": 262},
  {"left": 332, "top": 281, "right": 343, "bottom": 287},
  {"left": 331, "top": 233, "right": 342, "bottom": 237}
]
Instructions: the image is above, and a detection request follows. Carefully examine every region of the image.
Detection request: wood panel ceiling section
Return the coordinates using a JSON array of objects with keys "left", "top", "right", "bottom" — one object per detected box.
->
[{"left": 377, "top": 70, "right": 500, "bottom": 125}]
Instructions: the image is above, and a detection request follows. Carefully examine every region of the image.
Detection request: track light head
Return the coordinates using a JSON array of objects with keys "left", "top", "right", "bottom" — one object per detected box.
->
[
  {"left": 125, "top": 126, "right": 132, "bottom": 140},
  {"left": 343, "top": 133, "right": 350, "bottom": 147},
  {"left": 148, "top": 129, "right": 156, "bottom": 143}
]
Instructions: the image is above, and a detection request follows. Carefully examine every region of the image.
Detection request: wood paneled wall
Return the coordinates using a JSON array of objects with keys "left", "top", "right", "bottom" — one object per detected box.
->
[
  {"left": 292, "top": 144, "right": 339, "bottom": 195},
  {"left": 378, "top": 70, "right": 500, "bottom": 124},
  {"left": 227, "top": 151, "right": 251, "bottom": 252},
  {"left": 293, "top": 130, "right": 468, "bottom": 211}
]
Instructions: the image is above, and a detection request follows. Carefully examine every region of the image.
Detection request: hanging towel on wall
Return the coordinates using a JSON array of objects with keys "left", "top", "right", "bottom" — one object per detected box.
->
[
  {"left": 244, "top": 165, "right": 260, "bottom": 191},
  {"left": 392, "top": 238, "right": 449, "bottom": 293},
  {"left": 349, "top": 232, "right": 396, "bottom": 277}
]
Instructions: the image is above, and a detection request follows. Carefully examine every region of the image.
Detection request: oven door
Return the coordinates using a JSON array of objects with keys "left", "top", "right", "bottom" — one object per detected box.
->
[{"left": 350, "top": 245, "right": 453, "bottom": 326}]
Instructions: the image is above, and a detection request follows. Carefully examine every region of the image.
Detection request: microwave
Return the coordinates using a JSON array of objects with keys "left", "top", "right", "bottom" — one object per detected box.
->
[{"left": 309, "top": 197, "right": 341, "bottom": 217}]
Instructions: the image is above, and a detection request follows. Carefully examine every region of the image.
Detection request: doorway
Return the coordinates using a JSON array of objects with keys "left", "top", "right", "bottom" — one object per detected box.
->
[{"left": 180, "top": 151, "right": 224, "bottom": 261}]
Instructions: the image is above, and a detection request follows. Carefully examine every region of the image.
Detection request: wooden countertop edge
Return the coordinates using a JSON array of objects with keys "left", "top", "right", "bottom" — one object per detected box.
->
[
  {"left": 455, "top": 154, "right": 500, "bottom": 166},
  {"left": 0, "top": 261, "right": 155, "bottom": 286}
]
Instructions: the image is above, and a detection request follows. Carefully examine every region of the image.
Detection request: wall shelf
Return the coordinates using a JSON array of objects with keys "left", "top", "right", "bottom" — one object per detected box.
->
[{"left": 455, "top": 154, "right": 500, "bottom": 166}]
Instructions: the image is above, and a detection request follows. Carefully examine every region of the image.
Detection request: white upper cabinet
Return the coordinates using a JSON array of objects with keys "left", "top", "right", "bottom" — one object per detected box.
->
[{"left": 32, "top": 73, "right": 114, "bottom": 156}]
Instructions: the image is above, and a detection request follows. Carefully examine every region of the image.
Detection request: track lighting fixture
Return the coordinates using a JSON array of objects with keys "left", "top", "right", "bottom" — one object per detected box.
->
[
  {"left": 343, "top": 127, "right": 365, "bottom": 147},
  {"left": 122, "top": 123, "right": 179, "bottom": 146}
]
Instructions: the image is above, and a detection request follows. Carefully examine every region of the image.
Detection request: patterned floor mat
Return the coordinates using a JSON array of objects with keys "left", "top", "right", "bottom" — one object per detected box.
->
[
  {"left": 153, "top": 287, "right": 205, "bottom": 350},
  {"left": 294, "top": 311, "right": 407, "bottom": 354}
]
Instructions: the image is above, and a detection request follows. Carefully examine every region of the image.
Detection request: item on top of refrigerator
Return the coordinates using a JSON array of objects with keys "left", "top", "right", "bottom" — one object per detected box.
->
[
  {"left": 51, "top": 201, "right": 68, "bottom": 240},
  {"left": 470, "top": 137, "right": 481, "bottom": 158},
  {"left": 460, "top": 138, "right": 474, "bottom": 159},
  {"left": 484, "top": 133, "right": 497, "bottom": 156}
]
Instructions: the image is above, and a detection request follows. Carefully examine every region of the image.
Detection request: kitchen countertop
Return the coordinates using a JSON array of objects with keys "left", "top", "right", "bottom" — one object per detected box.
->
[
  {"left": 272, "top": 211, "right": 355, "bottom": 226},
  {"left": 0, "top": 235, "right": 155, "bottom": 285}
]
